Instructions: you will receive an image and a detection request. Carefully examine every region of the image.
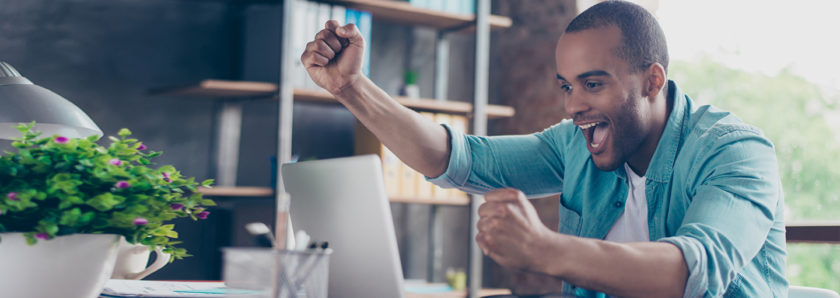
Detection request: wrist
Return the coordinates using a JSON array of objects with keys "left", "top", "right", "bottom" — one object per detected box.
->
[
  {"left": 332, "top": 74, "right": 365, "bottom": 99},
  {"left": 531, "top": 230, "right": 570, "bottom": 277}
]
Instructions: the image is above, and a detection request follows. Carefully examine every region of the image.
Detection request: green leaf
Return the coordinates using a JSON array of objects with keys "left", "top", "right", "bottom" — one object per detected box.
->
[
  {"left": 118, "top": 128, "right": 132, "bottom": 138},
  {"left": 86, "top": 193, "right": 125, "bottom": 211},
  {"left": 59, "top": 208, "right": 83, "bottom": 226}
]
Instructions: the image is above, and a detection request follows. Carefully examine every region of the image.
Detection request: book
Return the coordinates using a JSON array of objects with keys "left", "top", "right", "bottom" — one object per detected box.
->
[
  {"left": 290, "top": 0, "right": 309, "bottom": 89},
  {"left": 302, "top": 0, "right": 320, "bottom": 90},
  {"left": 416, "top": 112, "right": 437, "bottom": 200},
  {"left": 331, "top": 3, "right": 346, "bottom": 25},
  {"left": 357, "top": 10, "right": 372, "bottom": 77},
  {"left": 355, "top": 121, "right": 401, "bottom": 197}
]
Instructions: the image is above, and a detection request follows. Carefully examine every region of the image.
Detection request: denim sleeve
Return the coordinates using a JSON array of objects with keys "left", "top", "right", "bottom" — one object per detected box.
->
[
  {"left": 658, "top": 127, "right": 781, "bottom": 298},
  {"left": 426, "top": 121, "right": 572, "bottom": 197}
]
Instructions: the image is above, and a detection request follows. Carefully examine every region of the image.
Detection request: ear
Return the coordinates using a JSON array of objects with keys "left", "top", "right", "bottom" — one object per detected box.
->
[{"left": 642, "top": 63, "right": 667, "bottom": 98}]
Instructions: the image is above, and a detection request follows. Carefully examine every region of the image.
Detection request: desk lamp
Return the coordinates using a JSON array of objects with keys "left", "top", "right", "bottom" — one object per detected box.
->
[{"left": 0, "top": 61, "right": 101, "bottom": 140}]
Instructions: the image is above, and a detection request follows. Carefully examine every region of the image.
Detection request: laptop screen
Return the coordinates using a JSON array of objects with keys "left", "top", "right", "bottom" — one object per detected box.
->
[{"left": 282, "top": 155, "right": 405, "bottom": 298}]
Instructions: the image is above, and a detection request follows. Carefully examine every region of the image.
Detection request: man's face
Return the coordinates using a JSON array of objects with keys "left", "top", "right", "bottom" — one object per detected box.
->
[{"left": 555, "top": 25, "right": 654, "bottom": 171}]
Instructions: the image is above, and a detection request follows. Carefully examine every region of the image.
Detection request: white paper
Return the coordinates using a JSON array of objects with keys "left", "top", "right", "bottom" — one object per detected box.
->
[{"left": 100, "top": 279, "right": 260, "bottom": 298}]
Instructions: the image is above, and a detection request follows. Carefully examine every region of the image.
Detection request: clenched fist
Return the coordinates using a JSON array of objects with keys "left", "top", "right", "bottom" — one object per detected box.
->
[{"left": 300, "top": 20, "right": 365, "bottom": 95}]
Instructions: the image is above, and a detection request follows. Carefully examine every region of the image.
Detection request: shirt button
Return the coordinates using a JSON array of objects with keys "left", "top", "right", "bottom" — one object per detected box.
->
[{"left": 614, "top": 201, "right": 623, "bottom": 208}]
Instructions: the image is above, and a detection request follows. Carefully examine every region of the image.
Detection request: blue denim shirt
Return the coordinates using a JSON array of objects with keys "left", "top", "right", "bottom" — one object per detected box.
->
[{"left": 429, "top": 81, "right": 788, "bottom": 297}]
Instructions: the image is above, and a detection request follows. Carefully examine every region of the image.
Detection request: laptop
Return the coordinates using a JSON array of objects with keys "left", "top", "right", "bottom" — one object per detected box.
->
[{"left": 281, "top": 155, "right": 406, "bottom": 298}]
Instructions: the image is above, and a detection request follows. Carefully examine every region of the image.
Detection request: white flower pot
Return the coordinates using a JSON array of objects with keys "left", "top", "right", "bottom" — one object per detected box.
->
[{"left": 0, "top": 233, "right": 121, "bottom": 298}]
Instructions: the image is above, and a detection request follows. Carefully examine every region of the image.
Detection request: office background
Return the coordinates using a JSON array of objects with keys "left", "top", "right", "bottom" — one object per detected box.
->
[{"left": 0, "top": 0, "right": 575, "bottom": 287}]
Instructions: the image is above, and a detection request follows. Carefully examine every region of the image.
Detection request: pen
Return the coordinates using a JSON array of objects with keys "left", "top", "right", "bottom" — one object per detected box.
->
[{"left": 293, "top": 242, "right": 330, "bottom": 290}]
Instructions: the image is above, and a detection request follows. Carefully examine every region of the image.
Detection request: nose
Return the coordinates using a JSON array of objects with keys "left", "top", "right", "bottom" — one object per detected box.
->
[{"left": 564, "top": 89, "right": 590, "bottom": 117}]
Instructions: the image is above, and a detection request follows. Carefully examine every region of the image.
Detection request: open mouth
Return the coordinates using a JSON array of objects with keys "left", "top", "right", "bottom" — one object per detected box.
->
[{"left": 578, "top": 121, "right": 610, "bottom": 154}]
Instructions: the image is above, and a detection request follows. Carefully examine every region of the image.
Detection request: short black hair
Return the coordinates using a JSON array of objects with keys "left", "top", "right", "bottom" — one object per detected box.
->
[{"left": 565, "top": 0, "right": 669, "bottom": 73}]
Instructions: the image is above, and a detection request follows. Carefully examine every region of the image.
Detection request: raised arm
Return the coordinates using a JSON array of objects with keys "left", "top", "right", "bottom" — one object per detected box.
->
[{"left": 300, "top": 20, "right": 450, "bottom": 177}]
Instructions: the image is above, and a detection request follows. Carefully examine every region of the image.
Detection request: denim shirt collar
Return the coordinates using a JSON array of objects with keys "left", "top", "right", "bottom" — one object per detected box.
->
[{"left": 643, "top": 80, "right": 688, "bottom": 183}]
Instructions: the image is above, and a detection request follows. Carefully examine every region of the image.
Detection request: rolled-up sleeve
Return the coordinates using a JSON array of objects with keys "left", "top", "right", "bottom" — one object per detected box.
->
[
  {"left": 658, "top": 128, "right": 781, "bottom": 297},
  {"left": 427, "top": 121, "right": 573, "bottom": 197}
]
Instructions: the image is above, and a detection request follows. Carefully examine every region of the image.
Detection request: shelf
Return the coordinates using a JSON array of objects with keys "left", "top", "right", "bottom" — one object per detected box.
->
[
  {"left": 149, "top": 80, "right": 278, "bottom": 98},
  {"left": 389, "top": 195, "right": 470, "bottom": 206},
  {"left": 294, "top": 88, "right": 516, "bottom": 119},
  {"left": 198, "top": 186, "right": 275, "bottom": 197},
  {"left": 325, "top": 0, "right": 512, "bottom": 31},
  {"left": 150, "top": 81, "right": 516, "bottom": 118}
]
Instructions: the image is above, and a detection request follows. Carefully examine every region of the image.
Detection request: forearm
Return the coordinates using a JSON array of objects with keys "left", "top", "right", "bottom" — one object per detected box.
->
[
  {"left": 335, "top": 76, "right": 450, "bottom": 177},
  {"left": 538, "top": 235, "right": 687, "bottom": 297}
]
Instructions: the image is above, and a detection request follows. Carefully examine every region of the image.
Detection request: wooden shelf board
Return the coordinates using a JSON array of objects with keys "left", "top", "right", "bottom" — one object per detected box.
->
[
  {"left": 389, "top": 196, "right": 470, "bottom": 206},
  {"left": 150, "top": 79, "right": 278, "bottom": 98},
  {"left": 294, "top": 88, "right": 515, "bottom": 119},
  {"left": 198, "top": 186, "right": 275, "bottom": 197},
  {"left": 326, "top": 0, "right": 512, "bottom": 31},
  {"left": 150, "top": 82, "right": 515, "bottom": 118}
]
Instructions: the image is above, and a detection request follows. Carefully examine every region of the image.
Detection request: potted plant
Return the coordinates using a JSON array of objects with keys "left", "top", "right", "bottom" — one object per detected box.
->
[{"left": 0, "top": 122, "right": 215, "bottom": 298}]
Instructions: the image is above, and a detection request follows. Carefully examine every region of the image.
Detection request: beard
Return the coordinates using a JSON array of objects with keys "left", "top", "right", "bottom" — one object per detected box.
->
[{"left": 594, "top": 91, "right": 648, "bottom": 172}]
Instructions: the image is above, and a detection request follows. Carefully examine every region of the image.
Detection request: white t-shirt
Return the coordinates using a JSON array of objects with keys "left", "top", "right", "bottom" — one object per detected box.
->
[{"left": 604, "top": 163, "right": 650, "bottom": 242}]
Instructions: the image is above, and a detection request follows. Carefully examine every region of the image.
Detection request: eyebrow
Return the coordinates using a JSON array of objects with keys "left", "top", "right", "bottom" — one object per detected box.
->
[
  {"left": 577, "top": 70, "right": 610, "bottom": 79},
  {"left": 556, "top": 70, "right": 611, "bottom": 82}
]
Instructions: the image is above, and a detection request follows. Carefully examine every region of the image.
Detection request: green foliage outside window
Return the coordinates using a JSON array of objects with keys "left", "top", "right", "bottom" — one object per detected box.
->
[{"left": 670, "top": 57, "right": 840, "bottom": 291}]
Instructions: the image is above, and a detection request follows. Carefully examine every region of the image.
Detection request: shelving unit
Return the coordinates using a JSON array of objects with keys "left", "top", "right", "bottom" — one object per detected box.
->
[
  {"left": 197, "top": 186, "right": 274, "bottom": 197},
  {"left": 151, "top": 80, "right": 515, "bottom": 118},
  {"left": 323, "top": 0, "right": 512, "bottom": 30},
  {"left": 154, "top": 1, "right": 511, "bottom": 296}
]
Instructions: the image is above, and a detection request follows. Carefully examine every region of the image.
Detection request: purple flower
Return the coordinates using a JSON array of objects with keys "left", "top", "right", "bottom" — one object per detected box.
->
[
  {"left": 55, "top": 136, "right": 69, "bottom": 144},
  {"left": 170, "top": 203, "right": 184, "bottom": 210},
  {"left": 7, "top": 192, "right": 18, "bottom": 201},
  {"left": 137, "top": 144, "right": 147, "bottom": 150},
  {"left": 133, "top": 217, "right": 148, "bottom": 225},
  {"left": 197, "top": 211, "right": 210, "bottom": 219},
  {"left": 34, "top": 233, "right": 49, "bottom": 240},
  {"left": 109, "top": 158, "right": 122, "bottom": 166},
  {"left": 115, "top": 181, "right": 131, "bottom": 189}
]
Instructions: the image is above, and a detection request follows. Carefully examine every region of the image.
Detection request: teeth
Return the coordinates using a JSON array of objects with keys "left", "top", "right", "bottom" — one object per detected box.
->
[{"left": 578, "top": 122, "right": 598, "bottom": 130}]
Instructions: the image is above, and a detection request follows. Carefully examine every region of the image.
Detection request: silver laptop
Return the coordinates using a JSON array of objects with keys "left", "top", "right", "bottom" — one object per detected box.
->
[{"left": 282, "top": 155, "right": 405, "bottom": 298}]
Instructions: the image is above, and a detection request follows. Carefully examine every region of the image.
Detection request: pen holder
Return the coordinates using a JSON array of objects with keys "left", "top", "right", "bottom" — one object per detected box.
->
[{"left": 223, "top": 248, "right": 331, "bottom": 298}]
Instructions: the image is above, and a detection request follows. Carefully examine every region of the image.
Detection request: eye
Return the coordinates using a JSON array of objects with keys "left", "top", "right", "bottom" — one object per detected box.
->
[
  {"left": 585, "top": 81, "right": 602, "bottom": 90},
  {"left": 560, "top": 83, "right": 573, "bottom": 93}
]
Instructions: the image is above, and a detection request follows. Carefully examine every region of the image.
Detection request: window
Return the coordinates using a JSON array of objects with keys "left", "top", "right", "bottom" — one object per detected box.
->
[{"left": 658, "top": 0, "right": 840, "bottom": 291}]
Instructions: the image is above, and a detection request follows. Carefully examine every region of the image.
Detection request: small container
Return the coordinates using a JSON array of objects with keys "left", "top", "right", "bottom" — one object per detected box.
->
[{"left": 223, "top": 248, "right": 332, "bottom": 298}]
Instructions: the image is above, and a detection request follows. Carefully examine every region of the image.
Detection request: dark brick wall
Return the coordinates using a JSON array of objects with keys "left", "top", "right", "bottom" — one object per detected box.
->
[
  {"left": 0, "top": 0, "right": 238, "bottom": 279},
  {"left": 486, "top": 0, "right": 577, "bottom": 287},
  {"left": 491, "top": 0, "right": 577, "bottom": 135}
]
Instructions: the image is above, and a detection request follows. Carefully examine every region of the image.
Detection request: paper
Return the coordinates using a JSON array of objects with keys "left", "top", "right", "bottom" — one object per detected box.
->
[{"left": 100, "top": 279, "right": 263, "bottom": 298}]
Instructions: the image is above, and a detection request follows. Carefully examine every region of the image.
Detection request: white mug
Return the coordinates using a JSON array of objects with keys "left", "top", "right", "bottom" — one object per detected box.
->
[{"left": 111, "top": 237, "right": 171, "bottom": 280}]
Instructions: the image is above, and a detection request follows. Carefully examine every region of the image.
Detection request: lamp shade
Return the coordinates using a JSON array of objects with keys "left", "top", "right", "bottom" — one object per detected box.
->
[{"left": 0, "top": 61, "right": 102, "bottom": 140}]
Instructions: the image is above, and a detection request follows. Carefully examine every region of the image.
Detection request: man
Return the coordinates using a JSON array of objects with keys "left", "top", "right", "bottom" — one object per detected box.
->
[{"left": 300, "top": 1, "right": 787, "bottom": 297}]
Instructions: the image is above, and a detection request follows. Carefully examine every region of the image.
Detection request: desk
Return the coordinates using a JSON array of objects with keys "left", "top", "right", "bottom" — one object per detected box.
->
[{"left": 406, "top": 288, "right": 511, "bottom": 298}]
